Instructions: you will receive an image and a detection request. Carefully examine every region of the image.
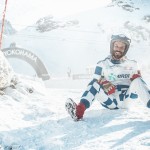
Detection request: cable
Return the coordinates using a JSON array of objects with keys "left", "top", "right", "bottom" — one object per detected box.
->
[
  {"left": 10, "top": 23, "right": 102, "bottom": 34},
  {"left": 12, "top": 33, "right": 106, "bottom": 45}
]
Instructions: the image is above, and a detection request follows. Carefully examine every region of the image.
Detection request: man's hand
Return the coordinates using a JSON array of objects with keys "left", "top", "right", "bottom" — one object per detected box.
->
[
  {"left": 98, "top": 78, "right": 116, "bottom": 95},
  {"left": 130, "top": 74, "right": 141, "bottom": 81},
  {"left": 130, "top": 71, "right": 141, "bottom": 81}
]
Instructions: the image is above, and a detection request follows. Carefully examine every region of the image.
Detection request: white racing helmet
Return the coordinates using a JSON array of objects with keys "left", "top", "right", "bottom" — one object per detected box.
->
[{"left": 110, "top": 34, "right": 131, "bottom": 56}]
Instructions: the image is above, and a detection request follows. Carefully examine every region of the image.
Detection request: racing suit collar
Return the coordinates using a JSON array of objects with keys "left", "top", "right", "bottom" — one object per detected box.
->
[{"left": 108, "top": 55, "right": 126, "bottom": 64}]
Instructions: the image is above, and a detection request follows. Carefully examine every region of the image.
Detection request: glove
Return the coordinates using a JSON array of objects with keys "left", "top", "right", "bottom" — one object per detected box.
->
[
  {"left": 98, "top": 78, "right": 116, "bottom": 95},
  {"left": 76, "top": 103, "right": 86, "bottom": 120},
  {"left": 130, "top": 74, "right": 141, "bottom": 81}
]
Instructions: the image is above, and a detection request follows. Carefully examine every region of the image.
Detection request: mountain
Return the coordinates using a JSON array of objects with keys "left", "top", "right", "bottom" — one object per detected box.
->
[
  {"left": 0, "top": 20, "right": 16, "bottom": 35},
  {"left": 2, "top": 0, "right": 150, "bottom": 77},
  {"left": 35, "top": 15, "right": 79, "bottom": 33}
]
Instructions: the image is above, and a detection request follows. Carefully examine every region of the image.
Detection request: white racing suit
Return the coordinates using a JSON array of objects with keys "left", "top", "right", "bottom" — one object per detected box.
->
[{"left": 80, "top": 55, "right": 150, "bottom": 109}]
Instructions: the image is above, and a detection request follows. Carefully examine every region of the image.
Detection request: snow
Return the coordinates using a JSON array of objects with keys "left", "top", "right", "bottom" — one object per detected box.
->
[
  {"left": 0, "top": 0, "right": 150, "bottom": 149},
  {"left": 0, "top": 76, "right": 150, "bottom": 149}
]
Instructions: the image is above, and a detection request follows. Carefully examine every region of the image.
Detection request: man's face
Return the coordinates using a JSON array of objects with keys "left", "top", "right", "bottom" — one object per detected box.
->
[{"left": 112, "top": 41, "right": 126, "bottom": 60}]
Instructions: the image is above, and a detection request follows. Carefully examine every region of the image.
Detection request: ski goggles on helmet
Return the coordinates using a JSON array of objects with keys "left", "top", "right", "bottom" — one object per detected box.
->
[{"left": 111, "top": 34, "right": 131, "bottom": 44}]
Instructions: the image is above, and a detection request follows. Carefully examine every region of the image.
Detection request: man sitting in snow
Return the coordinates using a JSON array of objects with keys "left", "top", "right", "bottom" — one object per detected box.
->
[{"left": 65, "top": 34, "right": 150, "bottom": 121}]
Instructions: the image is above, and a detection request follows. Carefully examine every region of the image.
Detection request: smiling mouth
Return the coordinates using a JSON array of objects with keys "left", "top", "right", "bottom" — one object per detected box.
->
[
  {"left": 115, "top": 51, "right": 122, "bottom": 55},
  {"left": 113, "top": 51, "right": 123, "bottom": 59},
  {"left": 115, "top": 51, "right": 122, "bottom": 54}
]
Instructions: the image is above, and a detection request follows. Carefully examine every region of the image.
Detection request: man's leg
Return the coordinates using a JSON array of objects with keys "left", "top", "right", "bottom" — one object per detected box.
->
[
  {"left": 124, "top": 78, "right": 150, "bottom": 108},
  {"left": 96, "top": 89, "right": 120, "bottom": 109},
  {"left": 66, "top": 79, "right": 101, "bottom": 120}
]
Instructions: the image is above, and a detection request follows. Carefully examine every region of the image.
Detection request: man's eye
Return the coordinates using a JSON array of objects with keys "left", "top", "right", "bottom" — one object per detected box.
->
[
  {"left": 114, "top": 46, "right": 125, "bottom": 50},
  {"left": 114, "top": 46, "right": 118, "bottom": 48}
]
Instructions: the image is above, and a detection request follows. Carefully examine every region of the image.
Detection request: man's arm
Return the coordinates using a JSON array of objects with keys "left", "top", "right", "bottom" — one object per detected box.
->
[{"left": 130, "top": 61, "right": 141, "bottom": 81}]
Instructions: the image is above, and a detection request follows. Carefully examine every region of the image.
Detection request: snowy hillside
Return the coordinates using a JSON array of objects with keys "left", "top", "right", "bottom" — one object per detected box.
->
[{"left": 2, "top": 0, "right": 150, "bottom": 77}]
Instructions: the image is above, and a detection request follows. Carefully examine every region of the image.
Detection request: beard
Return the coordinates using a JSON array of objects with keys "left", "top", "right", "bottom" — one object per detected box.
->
[{"left": 112, "top": 51, "right": 124, "bottom": 60}]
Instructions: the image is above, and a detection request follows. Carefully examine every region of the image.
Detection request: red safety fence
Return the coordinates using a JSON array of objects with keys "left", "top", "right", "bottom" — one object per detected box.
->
[{"left": 0, "top": 0, "right": 8, "bottom": 49}]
